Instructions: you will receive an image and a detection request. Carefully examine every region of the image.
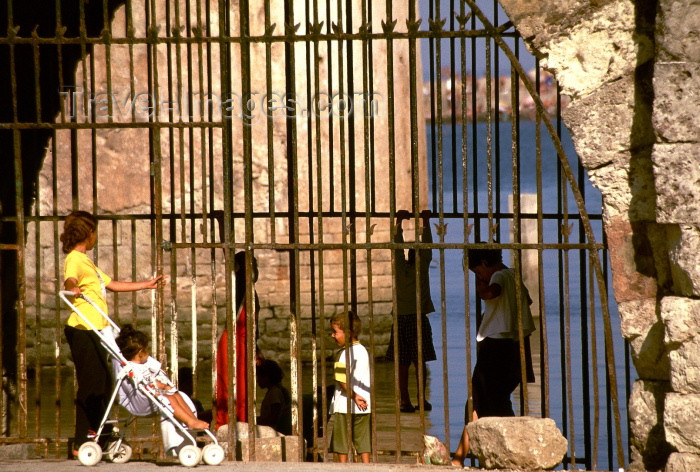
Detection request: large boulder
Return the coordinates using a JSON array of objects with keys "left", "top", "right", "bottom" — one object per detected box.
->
[{"left": 467, "top": 416, "right": 567, "bottom": 470}]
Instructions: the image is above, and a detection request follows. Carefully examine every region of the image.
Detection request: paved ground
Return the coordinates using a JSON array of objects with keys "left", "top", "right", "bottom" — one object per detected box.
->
[{"left": 0, "top": 459, "right": 481, "bottom": 471}]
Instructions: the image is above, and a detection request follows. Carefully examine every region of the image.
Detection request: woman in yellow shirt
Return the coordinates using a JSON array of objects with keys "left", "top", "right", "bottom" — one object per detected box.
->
[{"left": 61, "top": 211, "right": 163, "bottom": 456}]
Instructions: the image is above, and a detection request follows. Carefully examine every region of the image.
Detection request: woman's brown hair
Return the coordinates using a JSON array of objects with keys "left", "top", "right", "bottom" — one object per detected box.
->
[{"left": 60, "top": 211, "right": 97, "bottom": 254}]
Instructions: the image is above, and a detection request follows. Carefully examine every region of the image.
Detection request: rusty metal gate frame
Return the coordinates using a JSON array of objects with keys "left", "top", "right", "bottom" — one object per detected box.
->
[{"left": 0, "top": 0, "right": 628, "bottom": 468}]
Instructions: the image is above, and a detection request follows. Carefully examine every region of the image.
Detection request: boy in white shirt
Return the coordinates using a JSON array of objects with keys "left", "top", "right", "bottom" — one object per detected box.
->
[
  {"left": 452, "top": 245, "right": 536, "bottom": 467},
  {"left": 329, "top": 311, "right": 371, "bottom": 463}
]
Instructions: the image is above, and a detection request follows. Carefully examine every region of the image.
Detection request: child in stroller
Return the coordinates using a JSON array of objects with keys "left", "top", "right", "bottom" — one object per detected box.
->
[
  {"left": 60, "top": 291, "right": 224, "bottom": 467},
  {"left": 114, "top": 324, "right": 209, "bottom": 431}
]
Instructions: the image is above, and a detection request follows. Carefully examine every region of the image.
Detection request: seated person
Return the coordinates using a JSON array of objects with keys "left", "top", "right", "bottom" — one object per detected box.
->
[
  {"left": 256, "top": 359, "right": 291, "bottom": 435},
  {"left": 114, "top": 324, "right": 209, "bottom": 453}
]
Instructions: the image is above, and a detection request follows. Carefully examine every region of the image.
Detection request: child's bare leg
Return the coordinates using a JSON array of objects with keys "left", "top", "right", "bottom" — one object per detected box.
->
[
  {"left": 167, "top": 393, "right": 209, "bottom": 429},
  {"left": 451, "top": 411, "right": 478, "bottom": 467},
  {"left": 335, "top": 453, "right": 348, "bottom": 463},
  {"left": 360, "top": 452, "right": 370, "bottom": 463},
  {"left": 451, "top": 426, "right": 469, "bottom": 467}
]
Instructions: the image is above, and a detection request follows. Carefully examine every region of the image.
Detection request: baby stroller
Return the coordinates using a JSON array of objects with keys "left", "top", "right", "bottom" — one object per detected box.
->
[{"left": 60, "top": 290, "right": 224, "bottom": 467}]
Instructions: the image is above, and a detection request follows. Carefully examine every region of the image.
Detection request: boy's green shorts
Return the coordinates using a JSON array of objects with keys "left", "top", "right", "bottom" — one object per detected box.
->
[{"left": 330, "top": 413, "right": 371, "bottom": 454}]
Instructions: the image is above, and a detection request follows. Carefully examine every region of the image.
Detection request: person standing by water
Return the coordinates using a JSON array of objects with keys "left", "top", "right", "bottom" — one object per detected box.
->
[
  {"left": 386, "top": 209, "right": 437, "bottom": 413},
  {"left": 451, "top": 244, "right": 536, "bottom": 467},
  {"left": 61, "top": 210, "right": 164, "bottom": 457}
]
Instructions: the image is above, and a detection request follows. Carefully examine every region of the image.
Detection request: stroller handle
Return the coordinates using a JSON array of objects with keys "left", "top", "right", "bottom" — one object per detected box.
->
[
  {"left": 59, "top": 290, "right": 121, "bottom": 334},
  {"left": 59, "top": 290, "right": 127, "bottom": 365}
]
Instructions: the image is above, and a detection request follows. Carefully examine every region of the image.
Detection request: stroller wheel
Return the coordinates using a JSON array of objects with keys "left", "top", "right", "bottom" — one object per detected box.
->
[
  {"left": 77, "top": 441, "right": 103, "bottom": 466},
  {"left": 202, "top": 444, "right": 224, "bottom": 466},
  {"left": 109, "top": 443, "right": 132, "bottom": 464},
  {"left": 178, "top": 444, "right": 202, "bottom": 467}
]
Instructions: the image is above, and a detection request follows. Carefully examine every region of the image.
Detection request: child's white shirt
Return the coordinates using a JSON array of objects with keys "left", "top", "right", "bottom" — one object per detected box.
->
[{"left": 330, "top": 342, "right": 371, "bottom": 414}]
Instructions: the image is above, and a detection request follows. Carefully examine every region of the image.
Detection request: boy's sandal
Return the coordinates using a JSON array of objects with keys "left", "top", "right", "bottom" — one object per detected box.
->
[{"left": 400, "top": 403, "right": 416, "bottom": 413}]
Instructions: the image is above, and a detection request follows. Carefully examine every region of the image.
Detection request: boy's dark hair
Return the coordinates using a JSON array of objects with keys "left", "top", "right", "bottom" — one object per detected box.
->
[
  {"left": 257, "top": 359, "right": 284, "bottom": 385},
  {"left": 115, "top": 324, "right": 149, "bottom": 361},
  {"left": 60, "top": 210, "right": 97, "bottom": 254},
  {"left": 330, "top": 311, "right": 362, "bottom": 338},
  {"left": 467, "top": 245, "right": 503, "bottom": 269}
]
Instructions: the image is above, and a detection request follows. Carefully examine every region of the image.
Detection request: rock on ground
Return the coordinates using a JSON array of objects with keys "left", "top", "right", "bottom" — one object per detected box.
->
[{"left": 467, "top": 416, "right": 568, "bottom": 470}]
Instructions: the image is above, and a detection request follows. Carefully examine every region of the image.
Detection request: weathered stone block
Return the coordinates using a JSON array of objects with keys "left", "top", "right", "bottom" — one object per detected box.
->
[
  {"left": 467, "top": 416, "right": 567, "bottom": 470},
  {"left": 665, "top": 452, "right": 700, "bottom": 472},
  {"left": 662, "top": 297, "right": 700, "bottom": 344},
  {"left": 562, "top": 74, "right": 654, "bottom": 169},
  {"left": 532, "top": 1, "right": 652, "bottom": 98},
  {"left": 657, "top": 0, "right": 700, "bottom": 62},
  {"left": 604, "top": 217, "right": 660, "bottom": 302},
  {"left": 588, "top": 156, "right": 656, "bottom": 223},
  {"left": 662, "top": 297, "right": 700, "bottom": 394},
  {"left": 215, "top": 422, "right": 303, "bottom": 462},
  {"left": 628, "top": 379, "right": 673, "bottom": 471},
  {"left": 0, "top": 444, "right": 39, "bottom": 460},
  {"left": 652, "top": 144, "right": 700, "bottom": 224},
  {"left": 664, "top": 393, "right": 700, "bottom": 453},
  {"left": 619, "top": 299, "right": 670, "bottom": 380},
  {"left": 667, "top": 225, "right": 700, "bottom": 297},
  {"left": 653, "top": 63, "right": 700, "bottom": 143},
  {"left": 498, "top": 0, "right": 615, "bottom": 55}
]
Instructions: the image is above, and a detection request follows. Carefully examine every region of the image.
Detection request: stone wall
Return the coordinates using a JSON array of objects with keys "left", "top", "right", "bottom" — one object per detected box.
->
[
  {"left": 24, "top": 0, "right": 426, "bottom": 365},
  {"left": 498, "top": 0, "right": 700, "bottom": 470}
]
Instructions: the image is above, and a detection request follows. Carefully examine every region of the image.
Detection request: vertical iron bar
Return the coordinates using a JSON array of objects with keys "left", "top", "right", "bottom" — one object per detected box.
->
[
  {"left": 589, "top": 257, "right": 600, "bottom": 470},
  {"left": 344, "top": 0, "right": 358, "bottom": 318},
  {"left": 216, "top": 0, "right": 236, "bottom": 458},
  {"left": 283, "top": 0, "right": 303, "bottom": 459},
  {"left": 449, "top": 0, "right": 457, "bottom": 213},
  {"left": 325, "top": 0, "right": 335, "bottom": 214},
  {"left": 263, "top": 0, "right": 276, "bottom": 243},
  {"left": 485, "top": 37, "right": 493, "bottom": 243},
  {"left": 101, "top": 0, "right": 113, "bottom": 122},
  {"left": 240, "top": 0, "right": 258, "bottom": 455},
  {"left": 510, "top": 63, "right": 529, "bottom": 415},
  {"left": 534, "top": 60, "right": 550, "bottom": 418},
  {"left": 578, "top": 125, "right": 592, "bottom": 470},
  {"left": 7, "top": 0, "right": 28, "bottom": 436},
  {"left": 384, "top": 0, "right": 402, "bottom": 460},
  {"left": 126, "top": 0, "right": 136, "bottom": 124},
  {"left": 304, "top": 0, "right": 320, "bottom": 463},
  {"left": 407, "top": 0, "right": 424, "bottom": 438},
  {"left": 428, "top": 0, "right": 437, "bottom": 211},
  {"left": 429, "top": 0, "right": 445, "bottom": 438},
  {"left": 359, "top": 0, "right": 376, "bottom": 461},
  {"left": 52, "top": 132, "right": 62, "bottom": 453},
  {"left": 33, "top": 172, "right": 41, "bottom": 439},
  {"left": 111, "top": 220, "right": 119, "bottom": 322},
  {"left": 311, "top": 0, "right": 326, "bottom": 458},
  {"left": 459, "top": 0, "right": 474, "bottom": 457},
  {"left": 14, "top": 126, "right": 26, "bottom": 438},
  {"left": 148, "top": 0, "right": 166, "bottom": 377},
  {"left": 335, "top": 0, "right": 353, "bottom": 459}
]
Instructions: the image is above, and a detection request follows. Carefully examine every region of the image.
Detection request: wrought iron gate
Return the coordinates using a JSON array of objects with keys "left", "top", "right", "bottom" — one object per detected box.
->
[{"left": 0, "top": 0, "right": 629, "bottom": 468}]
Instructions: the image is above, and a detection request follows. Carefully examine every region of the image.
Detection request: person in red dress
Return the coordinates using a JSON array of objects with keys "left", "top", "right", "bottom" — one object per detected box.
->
[{"left": 215, "top": 251, "right": 264, "bottom": 429}]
